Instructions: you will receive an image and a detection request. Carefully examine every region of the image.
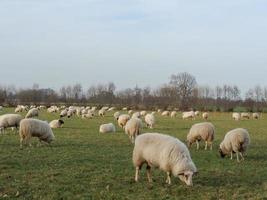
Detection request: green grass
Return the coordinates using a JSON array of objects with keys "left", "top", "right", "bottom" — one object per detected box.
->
[{"left": 0, "top": 108, "right": 267, "bottom": 199}]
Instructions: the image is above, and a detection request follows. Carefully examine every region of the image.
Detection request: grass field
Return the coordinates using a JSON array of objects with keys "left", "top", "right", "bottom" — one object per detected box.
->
[{"left": 0, "top": 108, "right": 267, "bottom": 199}]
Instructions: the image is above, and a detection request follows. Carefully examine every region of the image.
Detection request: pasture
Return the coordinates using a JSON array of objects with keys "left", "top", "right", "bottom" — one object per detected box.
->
[{"left": 0, "top": 108, "right": 267, "bottom": 199}]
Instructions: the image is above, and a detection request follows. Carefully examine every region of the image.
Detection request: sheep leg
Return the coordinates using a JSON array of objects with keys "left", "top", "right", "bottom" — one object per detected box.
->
[
  {"left": 135, "top": 167, "right": 140, "bottom": 182},
  {"left": 205, "top": 141, "right": 208, "bottom": 150},
  {"left": 196, "top": 141, "right": 199, "bottom": 150},
  {"left": 239, "top": 152, "right": 244, "bottom": 161},
  {"left": 210, "top": 142, "right": 213, "bottom": 150},
  {"left": 166, "top": 172, "right": 171, "bottom": 185},
  {"left": 236, "top": 152, "right": 240, "bottom": 162},
  {"left": 230, "top": 152, "right": 233, "bottom": 160},
  {"left": 146, "top": 165, "right": 152, "bottom": 183},
  {"left": 20, "top": 137, "right": 24, "bottom": 149}
]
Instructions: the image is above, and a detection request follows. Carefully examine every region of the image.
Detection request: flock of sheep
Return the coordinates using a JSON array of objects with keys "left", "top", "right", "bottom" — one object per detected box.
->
[{"left": 0, "top": 105, "right": 256, "bottom": 187}]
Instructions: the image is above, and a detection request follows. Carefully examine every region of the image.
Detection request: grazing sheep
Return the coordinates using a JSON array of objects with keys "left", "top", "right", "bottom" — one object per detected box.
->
[
  {"left": 157, "top": 109, "right": 162, "bottom": 113},
  {"left": 219, "top": 128, "right": 250, "bottom": 162},
  {"left": 0, "top": 114, "right": 23, "bottom": 134},
  {"left": 60, "top": 109, "right": 68, "bottom": 118},
  {"left": 122, "top": 107, "right": 128, "bottom": 111},
  {"left": 114, "top": 111, "right": 120, "bottom": 120},
  {"left": 118, "top": 114, "right": 130, "bottom": 129},
  {"left": 98, "top": 109, "right": 105, "bottom": 117},
  {"left": 82, "top": 113, "right": 94, "bottom": 119},
  {"left": 132, "top": 112, "right": 141, "bottom": 119},
  {"left": 19, "top": 118, "right": 55, "bottom": 148},
  {"left": 187, "top": 122, "right": 215, "bottom": 150},
  {"left": 140, "top": 111, "right": 147, "bottom": 116},
  {"left": 182, "top": 111, "right": 195, "bottom": 120},
  {"left": 99, "top": 123, "right": 116, "bottom": 133},
  {"left": 128, "top": 110, "right": 133, "bottom": 115},
  {"left": 202, "top": 112, "right": 209, "bottom": 120},
  {"left": 49, "top": 119, "right": 64, "bottom": 129},
  {"left": 161, "top": 111, "right": 170, "bottom": 116},
  {"left": 232, "top": 113, "right": 241, "bottom": 121},
  {"left": 108, "top": 107, "right": 116, "bottom": 112},
  {"left": 67, "top": 110, "right": 74, "bottom": 118},
  {"left": 144, "top": 114, "right": 155, "bottom": 129},
  {"left": 241, "top": 112, "right": 250, "bottom": 119},
  {"left": 252, "top": 112, "right": 260, "bottom": 119},
  {"left": 125, "top": 118, "right": 142, "bottom": 143},
  {"left": 194, "top": 111, "right": 200, "bottom": 116},
  {"left": 25, "top": 108, "right": 39, "bottom": 118},
  {"left": 133, "top": 133, "right": 197, "bottom": 186},
  {"left": 171, "top": 111, "right": 177, "bottom": 118}
]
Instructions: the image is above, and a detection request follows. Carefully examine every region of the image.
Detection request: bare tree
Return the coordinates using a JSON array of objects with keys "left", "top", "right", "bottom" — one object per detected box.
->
[{"left": 169, "top": 72, "right": 197, "bottom": 109}]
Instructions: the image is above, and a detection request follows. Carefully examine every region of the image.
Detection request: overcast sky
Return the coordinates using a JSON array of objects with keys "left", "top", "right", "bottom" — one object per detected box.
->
[{"left": 0, "top": 0, "right": 266, "bottom": 91}]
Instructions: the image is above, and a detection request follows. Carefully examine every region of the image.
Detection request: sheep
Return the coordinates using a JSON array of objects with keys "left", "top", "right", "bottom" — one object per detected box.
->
[
  {"left": 108, "top": 107, "right": 116, "bottom": 112},
  {"left": 114, "top": 111, "right": 120, "bottom": 120},
  {"left": 117, "top": 114, "right": 130, "bottom": 129},
  {"left": 140, "top": 111, "right": 147, "bottom": 116},
  {"left": 232, "top": 112, "right": 241, "bottom": 121},
  {"left": 194, "top": 111, "right": 200, "bottom": 116},
  {"left": 171, "top": 111, "right": 177, "bottom": 118},
  {"left": 125, "top": 118, "right": 142, "bottom": 143},
  {"left": 219, "top": 128, "right": 250, "bottom": 162},
  {"left": 161, "top": 111, "right": 170, "bottom": 116},
  {"left": 241, "top": 112, "right": 250, "bottom": 119},
  {"left": 133, "top": 133, "right": 197, "bottom": 186},
  {"left": 122, "top": 107, "right": 128, "bottom": 111},
  {"left": 157, "top": 109, "right": 162, "bottom": 113},
  {"left": 99, "top": 123, "right": 116, "bottom": 133},
  {"left": 252, "top": 112, "right": 260, "bottom": 119},
  {"left": 82, "top": 113, "right": 94, "bottom": 119},
  {"left": 187, "top": 122, "right": 215, "bottom": 150},
  {"left": 60, "top": 109, "right": 68, "bottom": 118},
  {"left": 202, "top": 112, "right": 209, "bottom": 120},
  {"left": 0, "top": 114, "right": 23, "bottom": 134},
  {"left": 25, "top": 108, "right": 39, "bottom": 118},
  {"left": 132, "top": 112, "right": 141, "bottom": 119},
  {"left": 49, "top": 119, "right": 64, "bottom": 129},
  {"left": 128, "top": 110, "right": 133, "bottom": 115},
  {"left": 19, "top": 118, "right": 55, "bottom": 148},
  {"left": 67, "top": 110, "right": 74, "bottom": 118},
  {"left": 182, "top": 111, "right": 195, "bottom": 120},
  {"left": 98, "top": 109, "right": 105, "bottom": 117},
  {"left": 144, "top": 113, "right": 155, "bottom": 129}
]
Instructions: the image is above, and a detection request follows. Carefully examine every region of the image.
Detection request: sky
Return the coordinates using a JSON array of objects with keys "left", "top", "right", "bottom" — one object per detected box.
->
[{"left": 0, "top": 0, "right": 267, "bottom": 91}]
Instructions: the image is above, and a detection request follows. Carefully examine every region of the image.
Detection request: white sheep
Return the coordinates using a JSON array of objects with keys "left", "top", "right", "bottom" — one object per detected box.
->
[
  {"left": 122, "top": 107, "right": 128, "bottom": 111},
  {"left": 132, "top": 112, "right": 141, "bottom": 119},
  {"left": 232, "top": 112, "right": 241, "bottom": 121},
  {"left": 98, "top": 109, "right": 105, "bottom": 117},
  {"left": 144, "top": 113, "right": 155, "bottom": 129},
  {"left": 108, "top": 107, "right": 116, "bottom": 112},
  {"left": 171, "top": 111, "right": 177, "bottom": 118},
  {"left": 117, "top": 114, "right": 130, "bottom": 129},
  {"left": 99, "top": 123, "right": 116, "bottom": 133},
  {"left": 113, "top": 111, "right": 120, "bottom": 120},
  {"left": 140, "top": 111, "right": 147, "bottom": 116},
  {"left": 128, "top": 110, "right": 133, "bottom": 115},
  {"left": 125, "top": 118, "right": 142, "bottom": 143},
  {"left": 219, "top": 128, "right": 250, "bottom": 162},
  {"left": 182, "top": 111, "right": 195, "bottom": 120},
  {"left": 252, "top": 112, "right": 260, "bottom": 119},
  {"left": 161, "top": 111, "right": 170, "bottom": 116},
  {"left": 60, "top": 109, "right": 68, "bottom": 118},
  {"left": 25, "top": 108, "right": 39, "bottom": 118},
  {"left": 194, "top": 111, "right": 200, "bottom": 116},
  {"left": 202, "top": 112, "right": 209, "bottom": 120},
  {"left": 0, "top": 114, "right": 23, "bottom": 134},
  {"left": 241, "top": 112, "right": 250, "bottom": 119},
  {"left": 19, "top": 118, "right": 55, "bottom": 148},
  {"left": 187, "top": 122, "right": 215, "bottom": 150},
  {"left": 49, "top": 119, "right": 64, "bottom": 129},
  {"left": 133, "top": 133, "right": 197, "bottom": 186}
]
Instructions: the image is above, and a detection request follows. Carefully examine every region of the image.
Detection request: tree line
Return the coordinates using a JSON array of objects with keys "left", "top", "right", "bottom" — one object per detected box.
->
[{"left": 1, "top": 72, "right": 267, "bottom": 112}]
